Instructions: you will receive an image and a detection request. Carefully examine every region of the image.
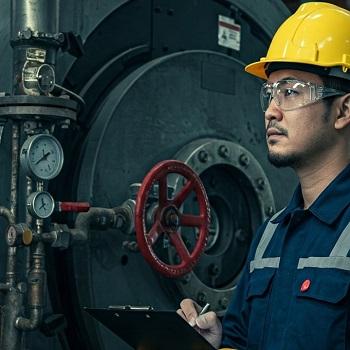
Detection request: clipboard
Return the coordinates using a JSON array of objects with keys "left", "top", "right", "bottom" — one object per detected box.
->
[{"left": 84, "top": 306, "right": 216, "bottom": 350}]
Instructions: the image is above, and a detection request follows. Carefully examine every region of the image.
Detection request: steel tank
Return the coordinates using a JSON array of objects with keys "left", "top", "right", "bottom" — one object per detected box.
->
[{"left": 0, "top": 1, "right": 295, "bottom": 349}]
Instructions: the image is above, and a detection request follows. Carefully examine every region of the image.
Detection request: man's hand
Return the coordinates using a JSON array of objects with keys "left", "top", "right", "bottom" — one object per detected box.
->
[{"left": 177, "top": 298, "right": 222, "bottom": 349}]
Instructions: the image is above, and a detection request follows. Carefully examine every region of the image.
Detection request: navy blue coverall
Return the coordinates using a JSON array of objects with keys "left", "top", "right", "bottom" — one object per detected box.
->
[{"left": 221, "top": 163, "right": 350, "bottom": 350}]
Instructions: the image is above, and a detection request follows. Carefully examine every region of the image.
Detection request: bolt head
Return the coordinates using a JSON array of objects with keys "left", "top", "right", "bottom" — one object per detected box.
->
[
  {"left": 239, "top": 154, "right": 249, "bottom": 166},
  {"left": 198, "top": 150, "right": 209, "bottom": 163},
  {"left": 218, "top": 145, "right": 229, "bottom": 158},
  {"left": 197, "top": 292, "right": 207, "bottom": 304}
]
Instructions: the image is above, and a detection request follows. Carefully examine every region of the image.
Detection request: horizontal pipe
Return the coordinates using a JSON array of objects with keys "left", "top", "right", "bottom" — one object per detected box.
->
[
  {"left": 0, "top": 283, "right": 10, "bottom": 291},
  {"left": 0, "top": 206, "right": 15, "bottom": 225},
  {"left": 70, "top": 207, "right": 117, "bottom": 242}
]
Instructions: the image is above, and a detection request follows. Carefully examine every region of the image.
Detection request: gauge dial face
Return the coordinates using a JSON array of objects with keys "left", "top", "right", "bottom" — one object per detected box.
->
[
  {"left": 27, "top": 191, "right": 55, "bottom": 219},
  {"left": 21, "top": 134, "right": 64, "bottom": 180},
  {"left": 6, "top": 225, "right": 17, "bottom": 246}
]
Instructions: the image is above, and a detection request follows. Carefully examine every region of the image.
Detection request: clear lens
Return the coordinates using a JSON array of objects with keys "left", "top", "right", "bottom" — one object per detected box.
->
[{"left": 260, "top": 79, "right": 345, "bottom": 112}]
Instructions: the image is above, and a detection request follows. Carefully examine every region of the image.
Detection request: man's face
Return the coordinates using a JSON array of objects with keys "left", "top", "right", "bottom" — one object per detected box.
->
[{"left": 264, "top": 69, "right": 338, "bottom": 169}]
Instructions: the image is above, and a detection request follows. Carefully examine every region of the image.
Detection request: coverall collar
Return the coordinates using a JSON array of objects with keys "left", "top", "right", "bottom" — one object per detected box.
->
[{"left": 272, "top": 162, "right": 350, "bottom": 225}]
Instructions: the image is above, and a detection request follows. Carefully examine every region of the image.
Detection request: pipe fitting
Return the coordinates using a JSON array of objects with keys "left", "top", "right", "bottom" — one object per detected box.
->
[
  {"left": 0, "top": 206, "right": 15, "bottom": 225},
  {"left": 70, "top": 207, "right": 117, "bottom": 242},
  {"left": 15, "top": 307, "right": 42, "bottom": 331}
]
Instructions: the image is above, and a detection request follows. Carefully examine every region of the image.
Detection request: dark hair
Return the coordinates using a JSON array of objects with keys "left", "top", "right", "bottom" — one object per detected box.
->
[{"left": 320, "top": 75, "right": 350, "bottom": 112}]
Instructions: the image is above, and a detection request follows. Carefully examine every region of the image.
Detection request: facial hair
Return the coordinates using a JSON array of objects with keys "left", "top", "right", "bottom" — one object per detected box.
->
[{"left": 266, "top": 108, "right": 332, "bottom": 169}]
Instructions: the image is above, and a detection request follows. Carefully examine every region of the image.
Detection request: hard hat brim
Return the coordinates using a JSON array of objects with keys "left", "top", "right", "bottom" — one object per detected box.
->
[
  {"left": 244, "top": 58, "right": 348, "bottom": 80},
  {"left": 244, "top": 60, "right": 268, "bottom": 80}
]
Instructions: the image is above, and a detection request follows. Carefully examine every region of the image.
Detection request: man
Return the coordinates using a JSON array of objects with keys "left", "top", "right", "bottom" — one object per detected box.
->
[{"left": 178, "top": 2, "right": 350, "bottom": 349}]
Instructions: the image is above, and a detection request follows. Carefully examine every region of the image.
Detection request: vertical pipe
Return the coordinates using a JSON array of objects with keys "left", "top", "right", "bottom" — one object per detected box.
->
[
  {"left": 15, "top": 241, "right": 46, "bottom": 332},
  {"left": 15, "top": 180, "right": 45, "bottom": 331},
  {"left": 11, "top": 0, "right": 59, "bottom": 37},
  {"left": 6, "top": 122, "right": 20, "bottom": 285},
  {"left": 25, "top": 177, "right": 32, "bottom": 277},
  {"left": 0, "top": 122, "right": 22, "bottom": 350},
  {"left": 11, "top": 0, "right": 60, "bottom": 96}
]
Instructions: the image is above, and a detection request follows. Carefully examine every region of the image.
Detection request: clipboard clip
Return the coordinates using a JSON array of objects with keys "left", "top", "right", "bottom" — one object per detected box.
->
[{"left": 108, "top": 305, "right": 154, "bottom": 311}]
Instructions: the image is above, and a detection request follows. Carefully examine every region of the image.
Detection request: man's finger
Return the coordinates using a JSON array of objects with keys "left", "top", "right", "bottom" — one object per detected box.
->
[
  {"left": 179, "top": 298, "right": 201, "bottom": 326},
  {"left": 196, "top": 311, "right": 220, "bottom": 330}
]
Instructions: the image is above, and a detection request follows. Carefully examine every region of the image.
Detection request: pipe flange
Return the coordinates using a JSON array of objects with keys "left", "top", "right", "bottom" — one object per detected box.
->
[{"left": 0, "top": 95, "right": 77, "bottom": 121}]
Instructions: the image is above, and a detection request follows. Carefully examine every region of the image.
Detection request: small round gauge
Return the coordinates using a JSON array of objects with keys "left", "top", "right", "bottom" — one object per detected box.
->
[
  {"left": 27, "top": 191, "right": 55, "bottom": 219},
  {"left": 20, "top": 134, "right": 64, "bottom": 181},
  {"left": 6, "top": 225, "right": 17, "bottom": 246},
  {"left": 6, "top": 224, "right": 33, "bottom": 246}
]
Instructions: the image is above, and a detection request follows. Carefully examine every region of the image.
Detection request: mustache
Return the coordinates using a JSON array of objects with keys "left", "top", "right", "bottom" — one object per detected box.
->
[{"left": 266, "top": 121, "right": 288, "bottom": 136}]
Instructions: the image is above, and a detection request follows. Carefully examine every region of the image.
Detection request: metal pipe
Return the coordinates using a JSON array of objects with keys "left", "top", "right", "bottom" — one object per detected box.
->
[
  {"left": 10, "top": 123, "right": 19, "bottom": 219},
  {"left": 11, "top": 0, "right": 61, "bottom": 95},
  {"left": 71, "top": 207, "right": 117, "bottom": 242},
  {"left": 25, "top": 177, "right": 33, "bottom": 277},
  {"left": 0, "top": 286, "right": 24, "bottom": 350},
  {"left": 11, "top": 0, "right": 59, "bottom": 39},
  {"left": 15, "top": 241, "right": 45, "bottom": 331},
  {"left": 0, "top": 283, "right": 10, "bottom": 291},
  {"left": 6, "top": 122, "right": 20, "bottom": 286},
  {"left": 0, "top": 206, "right": 15, "bottom": 225},
  {"left": 0, "top": 120, "right": 23, "bottom": 350}
]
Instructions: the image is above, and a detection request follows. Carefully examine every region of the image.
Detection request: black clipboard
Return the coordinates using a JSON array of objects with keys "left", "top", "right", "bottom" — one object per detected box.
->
[{"left": 84, "top": 306, "right": 216, "bottom": 350}]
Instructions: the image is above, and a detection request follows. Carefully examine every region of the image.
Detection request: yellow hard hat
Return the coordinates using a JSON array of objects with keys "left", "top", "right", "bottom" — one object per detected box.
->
[{"left": 245, "top": 2, "right": 350, "bottom": 80}]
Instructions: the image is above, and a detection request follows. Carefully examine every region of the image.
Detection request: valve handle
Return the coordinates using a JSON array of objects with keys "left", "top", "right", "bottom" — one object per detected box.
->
[
  {"left": 135, "top": 160, "right": 210, "bottom": 278},
  {"left": 57, "top": 202, "right": 90, "bottom": 212}
]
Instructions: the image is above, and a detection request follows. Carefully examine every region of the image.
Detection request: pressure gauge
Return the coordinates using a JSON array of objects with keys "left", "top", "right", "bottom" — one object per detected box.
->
[
  {"left": 6, "top": 225, "right": 18, "bottom": 246},
  {"left": 6, "top": 224, "right": 33, "bottom": 246},
  {"left": 20, "top": 134, "right": 64, "bottom": 180},
  {"left": 27, "top": 191, "right": 55, "bottom": 219}
]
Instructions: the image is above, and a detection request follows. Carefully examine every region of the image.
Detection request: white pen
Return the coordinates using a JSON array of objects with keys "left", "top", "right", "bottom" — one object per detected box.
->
[{"left": 199, "top": 303, "right": 210, "bottom": 316}]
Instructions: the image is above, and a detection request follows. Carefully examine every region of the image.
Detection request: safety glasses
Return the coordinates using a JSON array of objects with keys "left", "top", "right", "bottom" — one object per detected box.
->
[{"left": 260, "top": 79, "right": 345, "bottom": 112}]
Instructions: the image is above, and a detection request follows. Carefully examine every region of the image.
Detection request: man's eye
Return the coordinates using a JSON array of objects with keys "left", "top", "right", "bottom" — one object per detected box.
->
[{"left": 282, "top": 88, "right": 298, "bottom": 97}]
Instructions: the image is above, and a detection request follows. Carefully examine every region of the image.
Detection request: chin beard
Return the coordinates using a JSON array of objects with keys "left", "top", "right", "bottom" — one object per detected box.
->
[{"left": 267, "top": 151, "right": 301, "bottom": 168}]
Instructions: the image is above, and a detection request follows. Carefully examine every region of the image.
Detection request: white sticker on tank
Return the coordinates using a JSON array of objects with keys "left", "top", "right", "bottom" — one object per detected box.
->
[{"left": 218, "top": 15, "right": 241, "bottom": 51}]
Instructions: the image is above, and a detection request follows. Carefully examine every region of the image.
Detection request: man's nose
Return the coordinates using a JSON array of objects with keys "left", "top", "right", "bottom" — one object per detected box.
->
[{"left": 265, "top": 97, "right": 283, "bottom": 122}]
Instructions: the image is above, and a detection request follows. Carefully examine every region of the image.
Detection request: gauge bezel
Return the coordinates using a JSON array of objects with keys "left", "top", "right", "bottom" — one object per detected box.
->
[{"left": 20, "top": 134, "right": 64, "bottom": 181}]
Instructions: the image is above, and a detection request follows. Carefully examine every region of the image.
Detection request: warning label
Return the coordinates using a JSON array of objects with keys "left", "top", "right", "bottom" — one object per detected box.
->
[{"left": 218, "top": 15, "right": 241, "bottom": 51}]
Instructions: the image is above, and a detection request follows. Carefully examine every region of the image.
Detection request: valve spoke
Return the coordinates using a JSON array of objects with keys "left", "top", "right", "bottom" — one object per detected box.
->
[
  {"left": 146, "top": 222, "right": 162, "bottom": 246},
  {"left": 180, "top": 213, "right": 205, "bottom": 227},
  {"left": 158, "top": 176, "right": 168, "bottom": 207},
  {"left": 169, "top": 232, "right": 191, "bottom": 264},
  {"left": 172, "top": 180, "right": 194, "bottom": 208}
]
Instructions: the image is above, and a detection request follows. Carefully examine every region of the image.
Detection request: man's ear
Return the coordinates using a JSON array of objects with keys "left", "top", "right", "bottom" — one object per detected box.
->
[{"left": 334, "top": 94, "right": 350, "bottom": 130}]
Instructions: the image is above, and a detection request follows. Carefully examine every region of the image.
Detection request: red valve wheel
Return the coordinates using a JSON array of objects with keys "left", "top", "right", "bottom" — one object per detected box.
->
[{"left": 135, "top": 160, "right": 210, "bottom": 278}]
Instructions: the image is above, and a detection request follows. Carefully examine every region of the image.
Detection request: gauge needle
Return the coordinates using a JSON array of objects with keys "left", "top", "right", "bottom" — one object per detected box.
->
[
  {"left": 35, "top": 151, "right": 51, "bottom": 164},
  {"left": 39, "top": 198, "right": 47, "bottom": 210}
]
